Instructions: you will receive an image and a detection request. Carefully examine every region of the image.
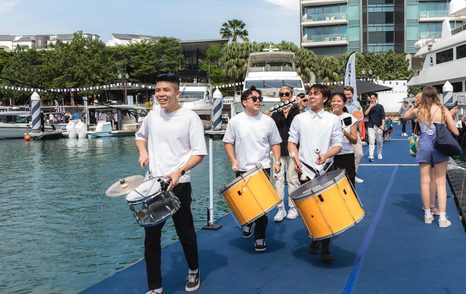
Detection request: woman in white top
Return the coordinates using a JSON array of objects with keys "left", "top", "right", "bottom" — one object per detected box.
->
[
  {"left": 331, "top": 92, "right": 358, "bottom": 185},
  {"left": 404, "top": 87, "right": 459, "bottom": 228}
]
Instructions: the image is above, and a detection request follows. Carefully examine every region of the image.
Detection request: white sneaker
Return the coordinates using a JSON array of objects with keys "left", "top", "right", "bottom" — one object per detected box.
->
[
  {"left": 368, "top": 156, "right": 374, "bottom": 162},
  {"left": 286, "top": 207, "right": 299, "bottom": 219},
  {"left": 424, "top": 215, "right": 434, "bottom": 224},
  {"left": 355, "top": 176, "right": 364, "bottom": 184},
  {"left": 439, "top": 218, "right": 451, "bottom": 228},
  {"left": 378, "top": 154, "right": 383, "bottom": 160},
  {"left": 274, "top": 208, "right": 286, "bottom": 222}
]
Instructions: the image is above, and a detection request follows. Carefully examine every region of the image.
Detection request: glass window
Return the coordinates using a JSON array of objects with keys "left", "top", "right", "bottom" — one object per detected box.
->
[
  {"left": 436, "top": 48, "right": 453, "bottom": 64},
  {"left": 245, "top": 80, "right": 303, "bottom": 89},
  {"left": 452, "top": 82, "right": 463, "bottom": 92},
  {"left": 457, "top": 44, "right": 466, "bottom": 59}
]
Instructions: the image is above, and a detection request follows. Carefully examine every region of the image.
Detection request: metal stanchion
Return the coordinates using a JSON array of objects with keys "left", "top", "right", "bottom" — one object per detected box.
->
[{"left": 202, "top": 88, "right": 223, "bottom": 230}]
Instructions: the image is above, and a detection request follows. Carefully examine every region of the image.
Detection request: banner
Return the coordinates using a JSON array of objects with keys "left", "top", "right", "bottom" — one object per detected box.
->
[{"left": 344, "top": 51, "right": 357, "bottom": 100}]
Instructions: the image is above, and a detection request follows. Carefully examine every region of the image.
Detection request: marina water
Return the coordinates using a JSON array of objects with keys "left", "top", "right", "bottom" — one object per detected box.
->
[{"left": 0, "top": 137, "right": 233, "bottom": 293}]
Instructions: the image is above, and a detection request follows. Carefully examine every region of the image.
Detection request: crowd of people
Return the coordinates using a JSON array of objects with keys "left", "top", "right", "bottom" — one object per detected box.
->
[{"left": 134, "top": 73, "right": 458, "bottom": 294}]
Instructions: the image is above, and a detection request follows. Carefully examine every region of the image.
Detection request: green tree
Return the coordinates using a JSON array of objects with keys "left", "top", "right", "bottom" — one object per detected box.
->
[
  {"left": 200, "top": 44, "right": 226, "bottom": 84},
  {"left": 153, "top": 37, "right": 186, "bottom": 76},
  {"left": 295, "top": 48, "right": 318, "bottom": 84},
  {"left": 220, "top": 19, "right": 249, "bottom": 42},
  {"left": 316, "top": 56, "right": 341, "bottom": 83}
]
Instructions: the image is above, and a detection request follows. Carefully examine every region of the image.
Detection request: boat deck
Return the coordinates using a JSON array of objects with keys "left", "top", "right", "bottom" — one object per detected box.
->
[{"left": 83, "top": 134, "right": 466, "bottom": 294}]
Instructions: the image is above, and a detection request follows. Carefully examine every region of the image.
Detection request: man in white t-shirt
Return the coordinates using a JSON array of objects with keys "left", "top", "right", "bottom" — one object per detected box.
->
[
  {"left": 223, "top": 86, "right": 282, "bottom": 252},
  {"left": 288, "top": 84, "right": 342, "bottom": 263},
  {"left": 135, "top": 73, "right": 207, "bottom": 294}
]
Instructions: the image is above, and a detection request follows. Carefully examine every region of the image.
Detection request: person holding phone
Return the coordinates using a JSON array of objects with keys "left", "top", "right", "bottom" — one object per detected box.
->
[{"left": 331, "top": 92, "right": 358, "bottom": 185}]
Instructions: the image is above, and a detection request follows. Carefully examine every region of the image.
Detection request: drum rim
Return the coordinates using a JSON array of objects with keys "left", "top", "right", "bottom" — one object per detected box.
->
[
  {"left": 220, "top": 165, "right": 262, "bottom": 193},
  {"left": 290, "top": 169, "right": 346, "bottom": 201},
  {"left": 309, "top": 210, "right": 365, "bottom": 240}
]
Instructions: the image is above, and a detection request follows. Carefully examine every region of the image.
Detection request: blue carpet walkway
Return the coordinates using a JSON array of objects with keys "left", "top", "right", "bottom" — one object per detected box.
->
[{"left": 84, "top": 135, "right": 466, "bottom": 294}]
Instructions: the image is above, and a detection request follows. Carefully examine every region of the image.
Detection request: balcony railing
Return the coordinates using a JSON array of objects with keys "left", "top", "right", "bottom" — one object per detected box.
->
[{"left": 303, "top": 13, "right": 346, "bottom": 22}]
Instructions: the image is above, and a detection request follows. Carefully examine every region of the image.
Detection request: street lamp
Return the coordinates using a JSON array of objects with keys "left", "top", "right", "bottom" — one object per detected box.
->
[{"left": 118, "top": 72, "right": 129, "bottom": 104}]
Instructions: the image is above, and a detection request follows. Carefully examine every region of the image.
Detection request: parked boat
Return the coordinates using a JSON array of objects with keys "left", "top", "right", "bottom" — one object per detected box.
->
[
  {"left": 233, "top": 48, "right": 306, "bottom": 115},
  {"left": 0, "top": 111, "right": 31, "bottom": 139},
  {"left": 87, "top": 121, "right": 136, "bottom": 138},
  {"left": 407, "top": 0, "right": 466, "bottom": 105},
  {"left": 178, "top": 83, "right": 213, "bottom": 129}
]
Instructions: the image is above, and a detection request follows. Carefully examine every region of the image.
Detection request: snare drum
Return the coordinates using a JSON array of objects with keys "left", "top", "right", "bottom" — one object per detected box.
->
[
  {"left": 126, "top": 177, "right": 181, "bottom": 227},
  {"left": 220, "top": 166, "right": 281, "bottom": 227},
  {"left": 290, "top": 169, "right": 364, "bottom": 240}
]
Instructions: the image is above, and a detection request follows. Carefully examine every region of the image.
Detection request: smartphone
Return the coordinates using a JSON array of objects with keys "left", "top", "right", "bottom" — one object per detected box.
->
[{"left": 343, "top": 117, "right": 352, "bottom": 126}]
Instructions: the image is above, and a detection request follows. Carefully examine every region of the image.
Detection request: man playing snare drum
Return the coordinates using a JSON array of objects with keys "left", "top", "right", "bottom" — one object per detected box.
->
[
  {"left": 223, "top": 86, "right": 282, "bottom": 252},
  {"left": 135, "top": 73, "right": 207, "bottom": 294},
  {"left": 288, "top": 84, "right": 342, "bottom": 262}
]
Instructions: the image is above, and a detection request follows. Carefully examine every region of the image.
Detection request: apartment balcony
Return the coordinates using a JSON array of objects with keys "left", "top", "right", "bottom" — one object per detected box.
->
[
  {"left": 419, "top": 10, "right": 448, "bottom": 22},
  {"left": 301, "top": 0, "right": 347, "bottom": 7},
  {"left": 301, "top": 35, "right": 348, "bottom": 48},
  {"left": 301, "top": 14, "right": 348, "bottom": 27}
]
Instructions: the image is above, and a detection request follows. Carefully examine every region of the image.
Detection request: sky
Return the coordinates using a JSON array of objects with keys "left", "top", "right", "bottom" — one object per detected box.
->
[{"left": 0, "top": 0, "right": 300, "bottom": 44}]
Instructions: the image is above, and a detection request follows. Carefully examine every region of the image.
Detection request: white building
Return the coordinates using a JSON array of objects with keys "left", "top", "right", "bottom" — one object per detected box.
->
[{"left": 106, "top": 33, "right": 161, "bottom": 47}]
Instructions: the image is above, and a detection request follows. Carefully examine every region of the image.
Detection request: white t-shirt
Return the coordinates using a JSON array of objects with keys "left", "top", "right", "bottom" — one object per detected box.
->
[
  {"left": 135, "top": 106, "right": 207, "bottom": 183},
  {"left": 288, "top": 109, "right": 343, "bottom": 179},
  {"left": 338, "top": 112, "right": 357, "bottom": 155},
  {"left": 223, "top": 111, "right": 282, "bottom": 171}
]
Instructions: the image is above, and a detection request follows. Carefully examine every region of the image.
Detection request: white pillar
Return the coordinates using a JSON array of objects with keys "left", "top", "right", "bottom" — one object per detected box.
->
[
  {"left": 212, "top": 88, "right": 223, "bottom": 130},
  {"left": 442, "top": 81, "right": 453, "bottom": 106},
  {"left": 30, "top": 92, "right": 41, "bottom": 132}
]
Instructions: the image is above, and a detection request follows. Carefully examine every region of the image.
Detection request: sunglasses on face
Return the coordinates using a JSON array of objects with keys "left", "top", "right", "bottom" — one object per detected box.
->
[
  {"left": 248, "top": 95, "right": 263, "bottom": 102},
  {"left": 279, "top": 92, "right": 291, "bottom": 97}
]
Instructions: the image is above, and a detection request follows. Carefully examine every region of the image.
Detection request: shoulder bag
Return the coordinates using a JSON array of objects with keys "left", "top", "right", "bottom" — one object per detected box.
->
[{"left": 434, "top": 123, "right": 462, "bottom": 156}]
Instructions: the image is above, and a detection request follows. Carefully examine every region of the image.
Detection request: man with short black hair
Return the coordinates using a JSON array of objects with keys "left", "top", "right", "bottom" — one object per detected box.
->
[
  {"left": 136, "top": 73, "right": 207, "bottom": 294},
  {"left": 364, "top": 93, "right": 385, "bottom": 161},
  {"left": 223, "top": 86, "right": 282, "bottom": 252}
]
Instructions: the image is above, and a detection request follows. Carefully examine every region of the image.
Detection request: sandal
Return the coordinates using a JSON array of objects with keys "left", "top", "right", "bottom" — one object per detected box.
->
[{"left": 430, "top": 207, "right": 440, "bottom": 216}]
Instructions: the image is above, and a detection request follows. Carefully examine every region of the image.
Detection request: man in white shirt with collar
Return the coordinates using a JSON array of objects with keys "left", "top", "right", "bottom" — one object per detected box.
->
[
  {"left": 288, "top": 84, "right": 342, "bottom": 263},
  {"left": 223, "top": 86, "right": 282, "bottom": 252}
]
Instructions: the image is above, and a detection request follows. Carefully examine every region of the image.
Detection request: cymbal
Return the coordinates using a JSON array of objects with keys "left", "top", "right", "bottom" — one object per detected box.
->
[{"left": 106, "top": 175, "right": 144, "bottom": 197}]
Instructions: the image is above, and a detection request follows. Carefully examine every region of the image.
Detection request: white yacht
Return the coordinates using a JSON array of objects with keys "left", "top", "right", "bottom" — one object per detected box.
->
[
  {"left": 408, "top": 0, "right": 466, "bottom": 105},
  {"left": 233, "top": 49, "right": 305, "bottom": 114},
  {"left": 178, "top": 83, "right": 213, "bottom": 129},
  {"left": 0, "top": 110, "right": 31, "bottom": 139}
]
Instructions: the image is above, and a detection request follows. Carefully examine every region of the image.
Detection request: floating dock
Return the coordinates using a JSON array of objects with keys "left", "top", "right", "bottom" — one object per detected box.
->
[{"left": 84, "top": 135, "right": 466, "bottom": 294}]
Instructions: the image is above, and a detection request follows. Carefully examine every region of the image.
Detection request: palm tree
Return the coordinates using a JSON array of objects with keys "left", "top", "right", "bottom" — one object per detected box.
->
[{"left": 220, "top": 19, "right": 249, "bottom": 42}]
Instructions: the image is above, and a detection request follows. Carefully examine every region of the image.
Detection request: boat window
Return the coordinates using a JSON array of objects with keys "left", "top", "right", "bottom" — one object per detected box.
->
[
  {"left": 179, "top": 91, "right": 205, "bottom": 99},
  {"left": 436, "top": 48, "right": 453, "bottom": 65},
  {"left": 452, "top": 82, "right": 463, "bottom": 92},
  {"left": 456, "top": 44, "right": 466, "bottom": 60}
]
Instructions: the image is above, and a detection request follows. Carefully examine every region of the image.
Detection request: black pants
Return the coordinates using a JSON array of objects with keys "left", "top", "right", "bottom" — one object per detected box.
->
[
  {"left": 144, "top": 183, "right": 198, "bottom": 290},
  {"left": 236, "top": 169, "right": 270, "bottom": 240},
  {"left": 333, "top": 153, "right": 356, "bottom": 186}
]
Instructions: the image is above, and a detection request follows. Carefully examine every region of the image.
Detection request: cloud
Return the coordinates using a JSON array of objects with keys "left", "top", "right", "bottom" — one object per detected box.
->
[
  {"left": 264, "top": 0, "right": 299, "bottom": 12},
  {"left": 0, "top": 0, "right": 21, "bottom": 15}
]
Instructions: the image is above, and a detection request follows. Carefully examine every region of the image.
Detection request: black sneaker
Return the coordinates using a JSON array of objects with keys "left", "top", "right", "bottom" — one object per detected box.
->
[
  {"left": 242, "top": 223, "right": 254, "bottom": 239},
  {"left": 185, "top": 270, "right": 200, "bottom": 292},
  {"left": 254, "top": 239, "right": 267, "bottom": 252},
  {"left": 321, "top": 251, "right": 333, "bottom": 263}
]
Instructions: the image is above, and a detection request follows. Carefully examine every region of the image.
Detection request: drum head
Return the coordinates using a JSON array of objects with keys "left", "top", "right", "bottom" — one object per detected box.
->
[
  {"left": 290, "top": 169, "right": 345, "bottom": 200},
  {"left": 125, "top": 177, "right": 161, "bottom": 202}
]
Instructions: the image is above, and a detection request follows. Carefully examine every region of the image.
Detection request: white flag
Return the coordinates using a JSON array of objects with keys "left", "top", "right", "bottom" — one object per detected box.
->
[{"left": 344, "top": 52, "right": 357, "bottom": 100}]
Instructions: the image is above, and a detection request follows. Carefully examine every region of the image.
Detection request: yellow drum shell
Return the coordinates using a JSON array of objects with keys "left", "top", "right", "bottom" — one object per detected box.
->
[
  {"left": 290, "top": 169, "right": 365, "bottom": 240},
  {"left": 221, "top": 167, "right": 281, "bottom": 227}
]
